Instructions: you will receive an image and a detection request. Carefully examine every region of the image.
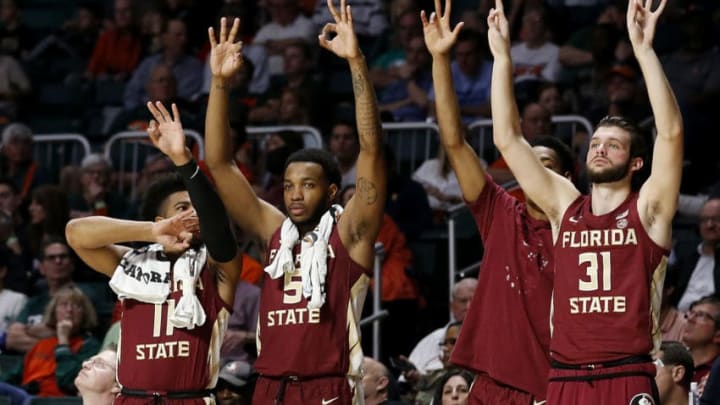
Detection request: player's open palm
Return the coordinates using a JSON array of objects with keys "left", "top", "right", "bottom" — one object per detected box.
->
[
  {"left": 421, "top": 0, "right": 463, "bottom": 56},
  {"left": 152, "top": 209, "right": 197, "bottom": 252},
  {"left": 487, "top": 0, "right": 510, "bottom": 58},
  {"left": 318, "top": 0, "right": 360, "bottom": 60},
  {"left": 627, "top": 0, "right": 665, "bottom": 50},
  {"left": 209, "top": 17, "right": 243, "bottom": 79},
  {"left": 146, "top": 101, "right": 187, "bottom": 162}
]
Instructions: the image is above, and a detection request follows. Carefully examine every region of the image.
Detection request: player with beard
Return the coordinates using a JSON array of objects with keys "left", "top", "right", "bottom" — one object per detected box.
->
[
  {"left": 421, "top": 0, "right": 574, "bottom": 403},
  {"left": 488, "top": 0, "right": 682, "bottom": 403},
  {"left": 204, "top": 2, "right": 386, "bottom": 403},
  {"left": 66, "top": 102, "right": 243, "bottom": 404}
]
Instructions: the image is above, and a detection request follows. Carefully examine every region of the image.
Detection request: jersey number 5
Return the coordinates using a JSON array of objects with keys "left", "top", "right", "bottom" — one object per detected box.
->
[{"left": 578, "top": 252, "right": 612, "bottom": 292}]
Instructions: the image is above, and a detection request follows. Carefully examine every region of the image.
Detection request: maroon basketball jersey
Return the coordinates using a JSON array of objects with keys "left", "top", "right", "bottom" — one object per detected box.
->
[
  {"left": 116, "top": 254, "right": 231, "bottom": 393},
  {"left": 551, "top": 193, "right": 667, "bottom": 364},
  {"left": 450, "top": 176, "right": 554, "bottom": 399},
  {"left": 254, "top": 225, "right": 370, "bottom": 378}
]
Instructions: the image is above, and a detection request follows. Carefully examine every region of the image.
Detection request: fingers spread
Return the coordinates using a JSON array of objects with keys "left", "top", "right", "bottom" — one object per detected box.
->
[
  {"left": 147, "top": 101, "right": 164, "bottom": 123},
  {"left": 327, "top": 0, "right": 340, "bottom": 22},
  {"left": 228, "top": 17, "right": 240, "bottom": 43},
  {"left": 219, "top": 17, "right": 227, "bottom": 43},
  {"left": 208, "top": 27, "right": 217, "bottom": 48}
]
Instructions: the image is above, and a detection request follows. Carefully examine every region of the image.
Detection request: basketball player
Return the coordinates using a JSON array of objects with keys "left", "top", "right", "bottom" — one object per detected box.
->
[
  {"left": 204, "top": 2, "right": 386, "bottom": 403},
  {"left": 421, "top": 1, "right": 573, "bottom": 402},
  {"left": 488, "top": 0, "right": 682, "bottom": 403},
  {"left": 66, "top": 102, "right": 243, "bottom": 404}
]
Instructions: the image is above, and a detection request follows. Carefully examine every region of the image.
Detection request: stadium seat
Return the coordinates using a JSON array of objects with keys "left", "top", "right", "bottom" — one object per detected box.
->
[
  {"left": 0, "top": 354, "right": 23, "bottom": 374},
  {"left": 30, "top": 398, "right": 82, "bottom": 404}
]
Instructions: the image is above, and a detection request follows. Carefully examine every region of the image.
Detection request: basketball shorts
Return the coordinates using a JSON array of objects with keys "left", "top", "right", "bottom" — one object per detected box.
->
[
  {"left": 253, "top": 375, "right": 356, "bottom": 405},
  {"left": 469, "top": 373, "right": 539, "bottom": 405}
]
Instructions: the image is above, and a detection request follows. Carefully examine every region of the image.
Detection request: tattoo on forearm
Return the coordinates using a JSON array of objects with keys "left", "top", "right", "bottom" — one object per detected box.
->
[
  {"left": 214, "top": 84, "right": 229, "bottom": 90},
  {"left": 350, "top": 64, "right": 381, "bottom": 147},
  {"left": 351, "top": 71, "right": 366, "bottom": 96},
  {"left": 356, "top": 177, "right": 378, "bottom": 205}
]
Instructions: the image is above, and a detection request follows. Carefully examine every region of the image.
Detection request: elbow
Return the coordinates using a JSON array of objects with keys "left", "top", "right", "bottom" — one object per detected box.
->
[{"left": 65, "top": 219, "right": 82, "bottom": 248}]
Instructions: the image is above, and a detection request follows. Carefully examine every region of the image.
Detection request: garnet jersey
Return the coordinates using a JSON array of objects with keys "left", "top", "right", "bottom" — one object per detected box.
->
[
  {"left": 116, "top": 254, "right": 231, "bottom": 396},
  {"left": 254, "top": 225, "right": 370, "bottom": 378},
  {"left": 450, "top": 176, "right": 554, "bottom": 399},
  {"left": 551, "top": 193, "right": 667, "bottom": 364}
]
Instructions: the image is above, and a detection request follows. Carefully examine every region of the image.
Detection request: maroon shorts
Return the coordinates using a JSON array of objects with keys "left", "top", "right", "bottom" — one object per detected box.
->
[
  {"left": 546, "top": 362, "right": 658, "bottom": 405},
  {"left": 253, "top": 375, "right": 354, "bottom": 405},
  {"left": 469, "top": 373, "right": 537, "bottom": 405}
]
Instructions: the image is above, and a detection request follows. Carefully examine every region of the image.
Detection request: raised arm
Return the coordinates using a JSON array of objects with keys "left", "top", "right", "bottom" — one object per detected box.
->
[
  {"left": 318, "top": 0, "right": 386, "bottom": 269},
  {"left": 488, "top": 0, "right": 577, "bottom": 223},
  {"left": 65, "top": 213, "right": 193, "bottom": 277},
  {"left": 630, "top": 0, "right": 683, "bottom": 247},
  {"left": 205, "top": 17, "right": 284, "bottom": 244},
  {"left": 146, "top": 101, "right": 243, "bottom": 305},
  {"left": 423, "top": 0, "right": 487, "bottom": 202}
]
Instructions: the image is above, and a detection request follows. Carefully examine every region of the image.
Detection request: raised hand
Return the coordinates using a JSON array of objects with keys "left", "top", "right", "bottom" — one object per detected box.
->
[
  {"left": 487, "top": 0, "right": 510, "bottom": 58},
  {"left": 318, "top": 0, "right": 360, "bottom": 60},
  {"left": 421, "top": 0, "right": 464, "bottom": 57},
  {"left": 627, "top": 0, "right": 666, "bottom": 50},
  {"left": 146, "top": 101, "right": 190, "bottom": 165},
  {"left": 152, "top": 209, "right": 198, "bottom": 253},
  {"left": 208, "top": 17, "right": 244, "bottom": 80}
]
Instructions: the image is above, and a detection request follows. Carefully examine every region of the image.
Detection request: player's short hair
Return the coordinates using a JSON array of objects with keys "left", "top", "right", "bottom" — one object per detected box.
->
[
  {"left": 659, "top": 341, "right": 694, "bottom": 391},
  {"left": 140, "top": 172, "right": 186, "bottom": 221},
  {"left": 285, "top": 149, "right": 342, "bottom": 189},
  {"left": 530, "top": 136, "right": 575, "bottom": 177}
]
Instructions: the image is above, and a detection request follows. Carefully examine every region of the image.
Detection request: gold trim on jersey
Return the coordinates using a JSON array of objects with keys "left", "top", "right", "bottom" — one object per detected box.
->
[
  {"left": 208, "top": 307, "right": 230, "bottom": 389},
  {"left": 347, "top": 274, "right": 369, "bottom": 405},
  {"left": 650, "top": 256, "right": 668, "bottom": 356}
]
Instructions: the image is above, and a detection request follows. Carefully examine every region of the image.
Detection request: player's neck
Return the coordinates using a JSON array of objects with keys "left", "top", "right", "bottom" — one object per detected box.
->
[
  {"left": 81, "top": 391, "right": 114, "bottom": 405},
  {"left": 590, "top": 182, "right": 631, "bottom": 216},
  {"left": 663, "top": 389, "right": 689, "bottom": 405}
]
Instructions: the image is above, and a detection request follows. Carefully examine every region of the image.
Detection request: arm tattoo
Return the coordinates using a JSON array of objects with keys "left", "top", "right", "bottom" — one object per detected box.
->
[
  {"left": 356, "top": 177, "right": 378, "bottom": 205},
  {"left": 351, "top": 71, "right": 366, "bottom": 96}
]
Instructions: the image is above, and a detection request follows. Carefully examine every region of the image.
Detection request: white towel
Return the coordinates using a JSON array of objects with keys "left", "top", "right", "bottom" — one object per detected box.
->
[
  {"left": 110, "top": 244, "right": 208, "bottom": 329},
  {"left": 264, "top": 205, "right": 343, "bottom": 309}
]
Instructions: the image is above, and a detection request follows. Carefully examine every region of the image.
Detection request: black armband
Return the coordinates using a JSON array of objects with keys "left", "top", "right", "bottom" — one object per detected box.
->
[{"left": 176, "top": 159, "right": 238, "bottom": 262}]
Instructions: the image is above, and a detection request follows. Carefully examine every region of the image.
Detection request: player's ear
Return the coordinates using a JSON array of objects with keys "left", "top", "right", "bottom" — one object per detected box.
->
[
  {"left": 629, "top": 156, "right": 643, "bottom": 173},
  {"left": 328, "top": 183, "right": 338, "bottom": 202},
  {"left": 671, "top": 364, "right": 685, "bottom": 384}
]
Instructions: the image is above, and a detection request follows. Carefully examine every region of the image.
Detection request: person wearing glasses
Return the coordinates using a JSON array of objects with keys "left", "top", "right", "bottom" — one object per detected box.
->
[
  {"left": 672, "top": 198, "right": 720, "bottom": 312},
  {"left": 75, "top": 349, "right": 119, "bottom": 405},
  {"left": 655, "top": 341, "right": 694, "bottom": 405},
  {"left": 0, "top": 285, "right": 100, "bottom": 401},
  {"left": 682, "top": 296, "right": 720, "bottom": 384},
  {"left": 4, "top": 237, "right": 102, "bottom": 353}
]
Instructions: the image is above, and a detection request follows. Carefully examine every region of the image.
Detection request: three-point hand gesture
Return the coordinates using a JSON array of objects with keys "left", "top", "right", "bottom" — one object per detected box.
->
[
  {"left": 487, "top": 0, "right": 510, "bottom": 58},
  {"left": 627, "top": 0, "right": 666, "bottom": 51},
  {"left": 421, "top": 0, "right": 464, "bottom": 57},
  {"left": 208, "top": 17, "right": 244, "bottom": 80},
  {"left": 146, "top": 101, "right": 190, "bottom": 165},
  {"left": 318, "top": 0, "right": 360, "bottom": 60},
  {"left": 152, "top": 209, "right": 198, "bottom": 253}
]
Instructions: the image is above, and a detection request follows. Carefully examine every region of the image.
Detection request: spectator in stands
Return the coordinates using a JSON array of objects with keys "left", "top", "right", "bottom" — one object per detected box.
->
[
  {"left": 0, "top": 285, "right": 100, "bottom": 399},
  {"left": 410, "top": 322, "right": 465, "bottom": 405},
  {"left": 4, "top": 237, "right": 89, "bottom": 353},
  {"left": 216, "top": 360, "right": 256, "bottom": 405},
  {"left": 431, "top": 368, "right": 473, "bottom": 405},
  {"left": 255, "top": 131, "right": 304, "bottom": 210},
  {"left": 311, "top": 0, "right": 387, "bottom": 38},
  {"left": 68, "top": 153, "right": 128, "bottom": 220},
  {"left": 127, "top": 154, "right": 174, "bottom": 219},
  {"left": 0, "top": 248, "right": 26, "bottom": 336},
  {"left": 672, "top": 198, "right": 720, "bottom": 311},
  {"left": 682, "top": 296, "right": 720, "bottom": 383},
  {"left": 378, "top": 36, "right": 433, "bottom": 122},
  {"left": 27, "top": 185, "right": 69, "bottom": 258},
  {"left": 276, "top": 88, "right": 311, "bottom": 125},
  {"left": 655, "top": 341, "right": 694, "bottom": 405},
  {"left": 340, "top": 184, "right": 421, "bottom": 360},
  {"left": 111, "top": 64, "right": 202, "bottom": 133},
  {"left": 428, "top": 30, "right": 492, "bottom": 122},
  {"left": 412, "top": 146, "right": 462, "bottom": 215},
  {"left": 383, "top": 144, "right": 432, "bottom": 239},
  {"left": 248, "top": 41, "right": 321, "bottom": 126},
  {"left": 586, "top": 62, "right": 650, "bottom": 126},
  {"left": 254, "top": 0, "right": 316, "bottom": 76},
  {"left": 0, "top": 0, "right": 33, "bottom": 59},
  {"left": 124, "top": 18, "right": 203, "bottom": 109},
  {"left": 511, "top": 5, "right": 560, "bottom": 85},
  {"left": 0, "top": 123, "right": 50, "bottom": 201},
  {"left": 86, "top": 0, "right": 141, "bottom": 81},
  {"left": 408, "top": 278, "right": 476, "bottom": 374},
  {"left": 701, "top": 356, "right": 720, "bottom": 404},
  {"left": 0, "top": 178, "right": 33, "bottom": 294},
  {"left": 0, "top": 52, "right": 30, "bottom": 120},
  {"left": 661, "top": 266, "right": 687, "bottom": 342},
  {"left": 75, "top": 348, "right": 118, "bottom": 405},
  {"left": 369, "top": 8, "right": 423, "bottom": 89},
  {"left": 362, "top": 356, "right": 407, "bottom": 405},
  {"left": 221, "top": 281, "right": 260, "bottom": 364},
  {"left": 329, "top": 120, "right": 360, "bottom": 188}
]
